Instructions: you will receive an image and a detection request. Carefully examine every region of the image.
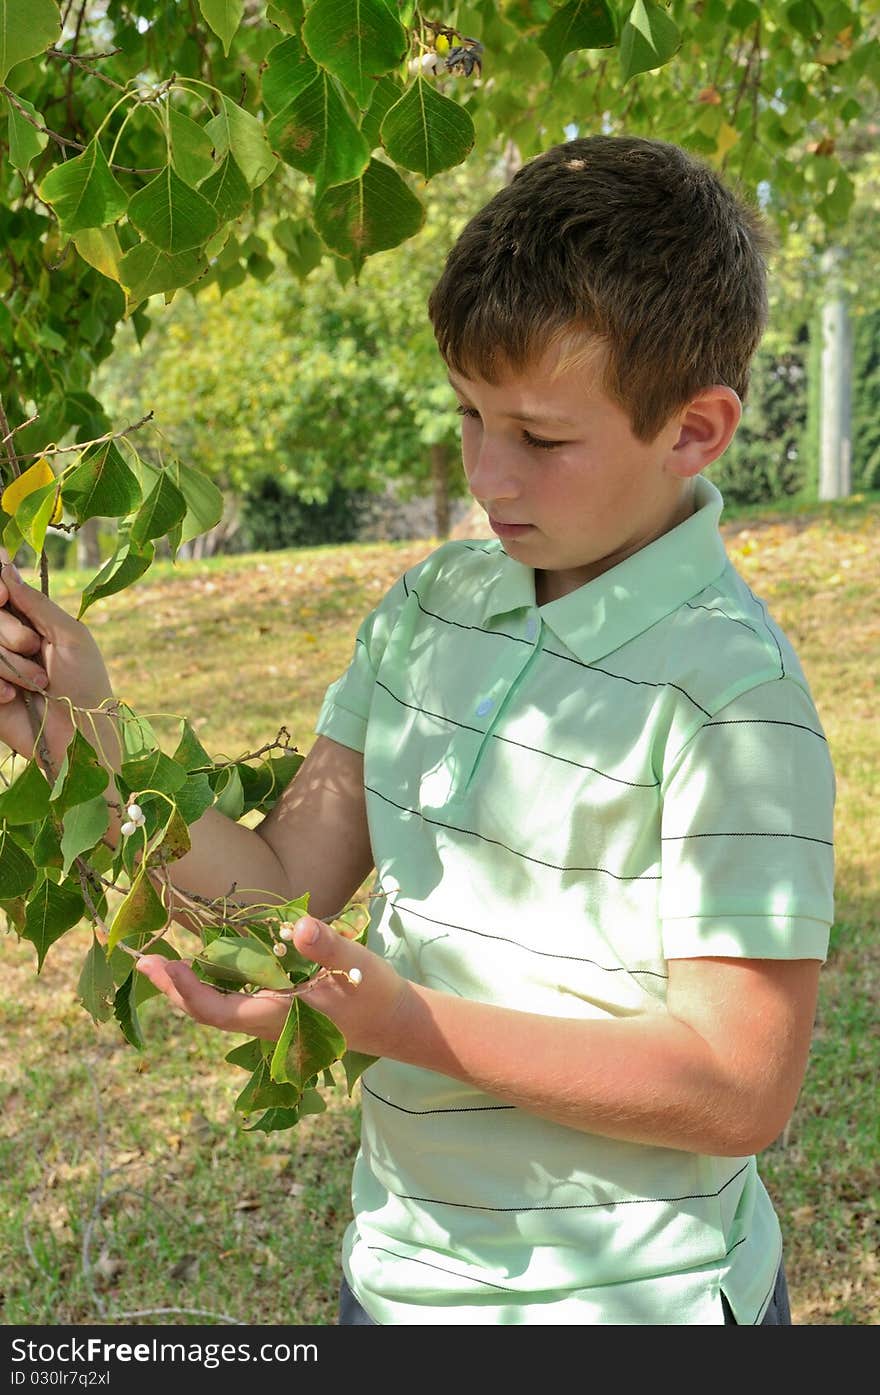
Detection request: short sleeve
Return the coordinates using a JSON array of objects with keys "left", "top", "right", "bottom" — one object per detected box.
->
[
  {"left": 314, "top": 572, "right": 411, "bottom": 753},
  {"left": 659, "top": 677, "right": 835, "bottom": 962}
]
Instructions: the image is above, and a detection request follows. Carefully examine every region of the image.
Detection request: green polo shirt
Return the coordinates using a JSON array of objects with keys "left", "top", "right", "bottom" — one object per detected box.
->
[{"left": 315, "top": 475, "right": 835, "bottom": 1325}]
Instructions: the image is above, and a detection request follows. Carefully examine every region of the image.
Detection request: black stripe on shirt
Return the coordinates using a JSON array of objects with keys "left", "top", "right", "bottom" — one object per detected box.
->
[
  {"left": 701, "top": 717, "right": 827, "bottom": 742},
  {"left": 365, "top": 785, "right": 661, "bottom": 881},
  {"left": 374, "top": 679, "right": 660, "bottom": 788},
  {"left": 362, "top": 1080, "right": 515, "bottom": 1116},
  {"left": 407, "top": 586, "right": 713, "bottom": 716},
  {"left": 662, "top": 831, "right": 833, "bottom": 847},
  {"left": 389, "top": 899, "right": 668, "bottom": 980},
  {"left": 386, "top": 1160, "right": 751, "bottom": 1214}
]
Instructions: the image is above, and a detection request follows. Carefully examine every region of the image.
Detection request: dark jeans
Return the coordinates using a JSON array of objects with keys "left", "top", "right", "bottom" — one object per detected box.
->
[{"left": 338, "top": 1264, "right": 792, "bottom": 1325}]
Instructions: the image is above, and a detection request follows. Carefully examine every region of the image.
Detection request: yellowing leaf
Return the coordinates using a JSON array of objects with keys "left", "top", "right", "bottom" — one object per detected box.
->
[
  {"left": 1, "top": 457, "right": 62, "bottom": 524},
  {"left": 715, "top": 122, "right": 739, "bottom": 159}
]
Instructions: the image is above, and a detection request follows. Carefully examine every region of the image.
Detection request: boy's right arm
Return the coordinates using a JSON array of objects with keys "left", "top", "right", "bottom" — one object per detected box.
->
[{"left": 0, "top": 561, "right": 374, "bottom": 927}]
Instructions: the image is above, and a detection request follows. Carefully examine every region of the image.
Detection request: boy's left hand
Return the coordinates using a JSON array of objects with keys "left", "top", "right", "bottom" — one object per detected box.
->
[{"left": 135, "top": 915, "right": 409, "bottom": 1059}]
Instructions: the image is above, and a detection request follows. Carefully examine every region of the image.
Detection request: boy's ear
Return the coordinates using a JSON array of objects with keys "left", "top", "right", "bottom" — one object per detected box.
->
[{"left": 666, "top": 386, "right": 742, "bottom": 478}]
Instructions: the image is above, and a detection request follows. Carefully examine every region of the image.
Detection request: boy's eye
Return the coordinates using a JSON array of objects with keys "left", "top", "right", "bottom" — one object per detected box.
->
[
  {"left": 522, "top": 429, "right": 564, "bottom": 451},
  {"left": 455, "top": 404, "right": 564, "bottom": 451}
]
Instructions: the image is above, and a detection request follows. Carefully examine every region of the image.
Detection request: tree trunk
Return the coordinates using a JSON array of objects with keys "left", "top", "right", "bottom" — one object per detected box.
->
[
  {"left": 430, "top": 443, "right": 451, "bottom": 539},
  {"left": 76, "top": 515, "right": 101, "bottom": 568},
  {"left": 818, "top": 246, "right": 852, "bottom": 501}
]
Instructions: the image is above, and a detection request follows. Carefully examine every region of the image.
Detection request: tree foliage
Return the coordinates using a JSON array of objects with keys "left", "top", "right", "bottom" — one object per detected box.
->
[{"left": 1, "top": 0, "right": 878, "bottom": 1131}]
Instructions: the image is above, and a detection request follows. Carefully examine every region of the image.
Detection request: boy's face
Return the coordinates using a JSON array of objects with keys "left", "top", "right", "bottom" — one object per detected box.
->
[{"left": 448, "top": 343, "right": 694, "bottom": 605}]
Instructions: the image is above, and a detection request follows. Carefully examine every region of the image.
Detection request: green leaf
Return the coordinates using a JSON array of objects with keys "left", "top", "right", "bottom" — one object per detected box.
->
[
  {"left": 262, "top": 34, "right": 318, "bottom": 115},
  {"left": 786, "top": 1, "right": 822, "bottom": 39},
  {"left": 77, "top": 935, "right": 116, "bottom": 1024},
  {"left": 238, "top": 751, "right": 304, "bottom": 813},
  {"left": 168, "top": 771, "right": 214, "bottom": 825},
  {"left": 168, "top": 105, "right": 217, "bottom": 187},
  {"left": 0, "top": 760, "right": 51, "bottom": 825},
  {"left": 107, "top": 871, "right": 168, "bottom": 953},
  {"left": 129, "top": 470, "right": 187, "bottom": 547},
  {"left": 341, "top": 1048, "right": 377, "bottom": 1094},
  {"left": 172, "top": 719, "right": 213, "bottom": 772},
  {"left": 270, "top": 995, "right": 346, "bottom": 1088},
  {"left": 212, "top": 763, "right": 244, "bottom": 819},
  {"left": 118, "top": 241, "right": 209, "bottom": 310},
  {"left": 273, "top": 217, "right": 324, "bottom": 280},
  {"left": 128, "top": 164, "right": 220, "bottom": 254},
  {"left": 38, "top": 138, "right": 128, "bottom": 237},
  {"left": 120, "top": 749, "right": 188, "bottom": 799},
  {"left": 195, "top": 934, "right": 294, "bottom": 990},
  {"left": 198, "top": 152, "right": 251, "bottom": 222},
  {"left": 727, "top": 0, "right": 760, "bottom": 29},
  {"left": 113, "top": 970, "right": 145, "bottom": 1049},
  {"left": 73, "top": 226, "right": 125, "bottom": 285},
  {"left": 225, "top": 1036, "right": 266, "bottom": 1071},
  {"left": 50, "top": 729, "right": 109, "bottom": 818},
  {"left": 61, "top": 439, "right": 143, "bottom": 523},
  {"left": 538, "top": 0, "right": 617, "bottom": 77},
  {"left": 818, "top": 169, "right": 856, "bottom": 225},
  {"left": 241, "top": 1105, "right": 301, "bottom": 1132},
  {"left": 302, "top": 0, "right": 407, "bottom": 109},
  {"left": 60, "top": 794, "right": 110, "bottom": 875},
  {"left": 380, "top": 76, "right": 475, "bottom": 180},
  {"left": 5, "top": 91, "right": 48, "bottom": 173},
  {"left": 12, "top": 480, "right": 59, "bottom": 554},
  {"left": 0, "top": 0, "right": 61, "bottom": 84},
  {"left": 167, "top": 459, "right": 225, "bottom": 550},
  {"left": 266, "top": 0, "right": 304, "bottom": 34},
  {"left": 149, "top": 804, "right": 191, "bottom": 865},
  {"left": 0, "top": 827, "right": 35, "bottom": 898},
  {"left": 235, "top": 1058, "right": 302, "bottom": 1113},
  {"left": 314, "top": 156, "right": 424, "bottom": 273},
  {"left": 359, "top": 74, "right": 402, "bottom": 150},
  {"left": 197, "top": 0, "right": 244, "bottom": 55},
  {"left": 619, "top": 0, "right": 681, "bottom": 82},
  {"left": 205, "top": 94, "right": 277, "bottom": 189},
  {"left": 78, "top": 540, "right": 154, "bottom": 618},
  {"left": 32, "top": 816, "right": 62, "bottom": 870},
  {"left": 22, "top": 874, "right": 86, "bottom": 971},
  {"left": 267, "top": 72, "right": 370, "bottom": 190}
]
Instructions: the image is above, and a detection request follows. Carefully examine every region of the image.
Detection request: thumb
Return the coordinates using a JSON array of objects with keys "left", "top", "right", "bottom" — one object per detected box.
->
[
  {"left": 1, "top": 558, "right": 60, "bottom": 638},
  {"left": 293, "top": 915, "right": 337, "bottom": 964}
]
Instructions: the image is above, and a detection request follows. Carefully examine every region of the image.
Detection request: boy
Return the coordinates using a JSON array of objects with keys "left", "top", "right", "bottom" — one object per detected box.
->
[{"left": 0, "top": 136, "right": 835, "bottom": 1325}]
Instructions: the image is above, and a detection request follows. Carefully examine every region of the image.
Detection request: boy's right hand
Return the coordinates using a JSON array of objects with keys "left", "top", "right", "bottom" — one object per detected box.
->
[{"left": 0, "top": 554, "right": 119, "bottom": 774}]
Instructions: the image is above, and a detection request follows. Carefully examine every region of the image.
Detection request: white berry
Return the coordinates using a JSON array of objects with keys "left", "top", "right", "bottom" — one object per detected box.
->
[
  {"left": 127, "top": 803, "right": 143, "bottom": 823},
  {"left": 273, "top": 942, "right": 287, "bottom": 957},
  {"left": 120, "top": 820, "right": 136, "bottom": 837},
  {"left": 348, "top": 967, "right": 363, "bottom": 986},
  {"left": 279, "top": 924, "right": 295, "bottom": 942}
]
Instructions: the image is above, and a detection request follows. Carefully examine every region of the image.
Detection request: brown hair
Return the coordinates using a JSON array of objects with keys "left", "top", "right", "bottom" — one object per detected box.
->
[{"left": 427, "top": 135, "right": 773, "bottom": 441}]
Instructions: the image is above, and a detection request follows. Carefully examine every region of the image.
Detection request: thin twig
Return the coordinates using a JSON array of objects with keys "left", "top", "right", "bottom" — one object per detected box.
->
[
  {"left": 0, "top": 88, "right": 163, "bottom": 174},
  {"left": 12, "top": 410, "right": 154, "bottom": 466}
]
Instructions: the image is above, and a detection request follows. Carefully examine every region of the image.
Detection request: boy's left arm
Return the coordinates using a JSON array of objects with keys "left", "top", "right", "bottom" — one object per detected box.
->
[
  {"left": 138, "top": 915, "right": 819, "bottom": 1157},
  {"left": 282, "top": 920, "right": 821, "bottom": 1158}
]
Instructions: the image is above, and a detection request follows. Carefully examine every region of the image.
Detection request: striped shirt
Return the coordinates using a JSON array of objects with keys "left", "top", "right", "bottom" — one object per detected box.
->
[{"left": 315, "top": 475, "right": 835, "bottom": 1325}]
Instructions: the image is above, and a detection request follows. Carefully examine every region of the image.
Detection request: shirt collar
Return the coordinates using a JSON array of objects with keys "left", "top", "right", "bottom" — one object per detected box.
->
[{"left": 480, "top": 476, "right": 729, "bottom": 666}]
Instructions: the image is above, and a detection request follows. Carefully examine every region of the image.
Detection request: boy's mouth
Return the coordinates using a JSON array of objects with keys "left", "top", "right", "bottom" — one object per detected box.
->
[{"left": 489, "top": 518, "right": 534, "bottom": 539}]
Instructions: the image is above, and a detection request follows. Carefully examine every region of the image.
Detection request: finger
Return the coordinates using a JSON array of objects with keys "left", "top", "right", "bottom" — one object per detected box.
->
[
  {"left": 0, "top": 647, "right": 49, "bottom": 691},
  {"left": 0, "top": 562, "right": 62, "bottom": 640},
  {"left": 0, "top": 606, "right": 43, "bottom": 655},
  {"left": 135, "top": 956, "right": 231, "bottom": 1026},
  {"left": 294, "top": 916, "right": 364, "bottom": 981}
]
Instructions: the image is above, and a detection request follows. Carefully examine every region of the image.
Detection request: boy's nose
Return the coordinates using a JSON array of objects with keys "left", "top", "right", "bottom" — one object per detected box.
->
[{"left": 465, "top": 441, "right": 520, "bottom": 504}]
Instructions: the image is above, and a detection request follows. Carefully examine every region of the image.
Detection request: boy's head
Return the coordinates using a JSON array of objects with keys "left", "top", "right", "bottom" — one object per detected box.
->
[{"left": 428, "top": 135, "right": 773, "bottom": 443}]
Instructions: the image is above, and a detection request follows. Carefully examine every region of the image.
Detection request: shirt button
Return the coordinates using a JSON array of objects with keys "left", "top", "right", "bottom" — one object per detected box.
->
[{"left": 476, "top": 698, "right": 494, "bottom": 717}]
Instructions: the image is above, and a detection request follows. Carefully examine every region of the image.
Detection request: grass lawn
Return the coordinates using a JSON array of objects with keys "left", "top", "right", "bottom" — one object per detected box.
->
[{"left": 1, "top": 499, "right": 877, "bottom": 1327}]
